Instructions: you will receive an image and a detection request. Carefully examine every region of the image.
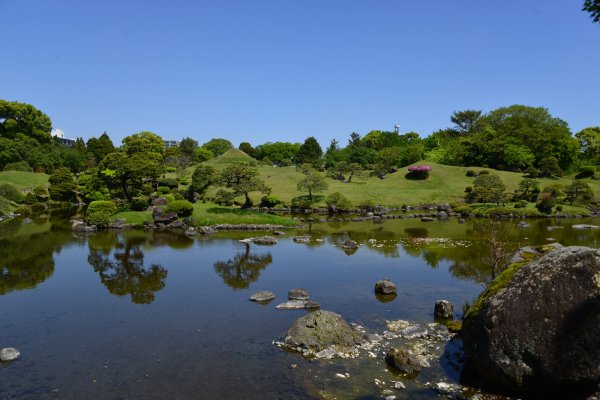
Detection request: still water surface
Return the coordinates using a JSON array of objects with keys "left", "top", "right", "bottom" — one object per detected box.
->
[{"left": 1, "top": 213, "right": 599, "bottom": 399}]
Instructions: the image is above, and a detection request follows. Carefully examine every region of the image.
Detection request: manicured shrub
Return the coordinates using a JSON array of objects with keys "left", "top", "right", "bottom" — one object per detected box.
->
[
  {"left": 453, "top": 205, "right": 473, "bottom": 215},
  {"left": 87, "top": 200, "right": 117, "bottom": 216},
  {"left": 172, "top": 192, "right": 185, "bottom": 201},
  {"left": 213, "top": 189, "right": 236, "bottom": 206},
  {"left": 87, "top": 210, "right": 112, "bottom": 229},
  {"left": 165, "top": 167, "right": 176, "bottom": 173},
  {"left": 0, "top": 196, "right": 12, "bottom": 215},
  {"left": 536, "top": 193, "right": 556, "bottom": 214},
  {"left": 524, "top": 166, "right": 539, "bottom": 178},
  {"left": 576, "top": 166, "right": 596, "bottom": 179},
  {"left": 464, "top": 186, "right": 473, "bottom": 193},
  {"left": 179, "top": 178, "right": 190, "bottom": 185},
  {"left": 260, "top": 195, "right": 280, "bottom": 207},
  {"left": 359, "top": 199, "right": 376, "bottom": 211},
  {"left": 555, "top": 205, "right": 563, "bottom": 212},
  {"left": 325, "top": 192, "right": 353, "bottom": 212},
  {"left": 157, "top": 186, "right": 170, "bottom": 195},
  {"left": 164, "top": 194, "right": 175, "bottom": 203},
  {"left": 2, "top": 161, "right": 31, "bottom": 172},
  {"left": 159, "top": 178, "right": 178, "bottom": 189},
  {"left": 406, "top": 165, "right": 432, "bottom": 180},
  {"left": 291, "top": 195, "right": 322, "bottom": 210},
  {"left": 142, "top": 184, "right": 154, "bottom": 195},
  {"left": 466, "top": 170, "right": 476, "bottom": 177},
  {"left": 279, "top": 158, "right": 293, "bottom": 167},
  {"left": 166, "top": 200, "right": 194, "bottom": 217},
  {"left": 130, "top": 197, "right": 149, "bottom": 211},
  {"left": 478, "top": 170, "right": 489, "bottom": 175},
  {"left": 0, "top": 183, "right": 22, "bottom": 203}
]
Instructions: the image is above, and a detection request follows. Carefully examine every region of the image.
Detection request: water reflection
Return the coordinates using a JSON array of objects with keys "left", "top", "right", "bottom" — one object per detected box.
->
[
  {"left": 213, "top": 243, "right": 272, "bottom": 289},
  {"left": 88, "top": 236, "right": 167, "bottom": 304}
]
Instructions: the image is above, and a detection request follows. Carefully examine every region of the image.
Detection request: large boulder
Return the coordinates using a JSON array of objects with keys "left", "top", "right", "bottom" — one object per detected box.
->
[
  {"left": 385, "top": 348, "right": 429, "bottom": 374},
  {"left": 154, "top": 212, "right": 178, "bottom": 224},
  {"left": 284, "top": 310, "right": 362, "bottom": 352},
  {"left": 461, "top": 246, "right": 600, "bottom": 396}
]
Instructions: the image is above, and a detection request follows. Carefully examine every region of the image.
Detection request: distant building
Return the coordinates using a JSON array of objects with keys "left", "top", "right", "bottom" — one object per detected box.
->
[
  {"left": 163, "top": 139, "right": 198, "bottom": 149},
  {"left": 51, "top": 128, "right": 75, "bottom": 147}
]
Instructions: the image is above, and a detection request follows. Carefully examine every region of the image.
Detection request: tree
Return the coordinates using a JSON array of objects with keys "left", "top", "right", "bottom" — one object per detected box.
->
[
  {"left": 178, "top": 137, "right": 198, "bottom": 157},
  {"left": 503, "top": 144, "right": 535, "bottom": 171},
  {"left": 450, "top": 109, "right": 482, "bottom": 134},
  {"left": 576, "top": 127, "right": 600, "bottom": 160},
  {"left": 254, "top": 142, "right": 301, "bottom": 164},
  {"left": 375, "top": 147, "right": 400, "bottom": 174},
  {"left": 472, "top": 174, "right": 506, "bottom": 206},
  {"left": 565, "top": 181, "right": 594, "bottom": 205},
  {"left": 73, "top": 137, "right": 87, "bottom": 154},
  {"left": 238, "top": 142, "right": 256, "bottom": 158},
  {"left": 194, "top": 147, "right": 214, "bottom": 163},
  {"left": 189, "top": 165, "right": 217, "bottom": 200},
  {"left": 122, "top": 131, "right": 164, "bottom": 156},
  {"left": 219, "top": 162, "right": 270, "bottom": 208},
  {"left": 62, "top": 148, "right": 86, "bottom": 172},
  {"left": 323, "top": 138, "right": 344, "bottom": 168},
  {"left": 165, "top": 150, "right": 194, "bottom": 178},
  {"left": 100, "top": 152, "right": 163, "bottom": 201},
  {"left": 583, "top": 0, "right": 600, "bottom": 23},
  {"left": 87, "top": 132, "right": 115, "bottom": 164},
  {"left": 202, "top": 138, "right": 233, "bottom": 157},
  {"left": 517, "top": 178, "right": 540, "bottom": 199},
  {"left": 0, "top": 100, "right": 52, "bottom": 143},
  {"left": 538, "top": 157, "right": 563, "bottom": 177},
  {"left": 297, "top": 172, "right": 328, "bottom": 200},
  {"left": 296, "top": 137, "right": 323, "bottom": 166},
  {"left": 48, "top": 167, "right": 77, "bottom": 201}
]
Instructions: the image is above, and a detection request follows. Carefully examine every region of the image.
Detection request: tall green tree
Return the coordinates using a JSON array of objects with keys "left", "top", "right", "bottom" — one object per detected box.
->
[
  {"left": 219, "top": 162, "right": 270, "bottom": 208},
  {"left": 471, "top": 174, "right": 506, "bottom": 206},
  {"left": 296, "top": 137, "right": 323, "bottom": 166},
  {"left": 122, "top": 131, "right": 164, "bottom": 156},
  {"left": 576, "top": 127, "right": 600, "bottom": 160},
  {"left": 254, "top": 141, "right": 301, "bottom": 164},
  {"left": 238, "top": 142, "right": 256, "bottom": 158},
  {"left": 100, "top": 152, "right": 163, "bottom": 201},
  {"left": 189, "top": 165, "right": 217, "bottom": 200},
  {"left": 297, "top": 172, "right": 328, "bottom": 200},
  {"left": 178, "top": 137, "right": 198, "bottom": 157},
  {"left": 202, "top": 138, "right": 233, "bottom": 157},
  {"left": 450, "top": 109, "right": 482, "bottom": 134},
  {"left": 0, "top": 100, "right": 52, "bottom": 143},
  {"left": 49, "top": 167, "right": 77, "bottom": 201},
  {"left": 87, "top": 132, "right": 115, "bottom": 164},
  {"left": 565, "top": 181, "right": 594, "bottom": 205}
]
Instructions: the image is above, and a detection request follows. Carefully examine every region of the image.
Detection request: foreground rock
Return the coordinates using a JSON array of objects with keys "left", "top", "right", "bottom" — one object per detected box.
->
[
  {"left": 249, "top": 291, "right": 276, "bottom": 302},
  {"left": 385, "top": 348, "right": 430, "bottom": 374},
  {"left": 374, "top": 279, "right": 397, "bottom": 295},
  {"left": 283, "top": 310, "right": 362, "bottom": 353},
  {"left": 288, "top": 288, "right": 309, "bottom": 300},
  {"left": 0, "top": 348, "right": 20, "bottom": 362},
  {"left": 434, "top": 300, "right": 453, "bottom": 319},
  {"left": 462, "top": 246, "right": 600, "bottom": 396}
]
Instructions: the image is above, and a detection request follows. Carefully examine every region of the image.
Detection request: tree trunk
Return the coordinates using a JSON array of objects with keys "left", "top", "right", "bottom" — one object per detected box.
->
[
  {"left": 242, "top": 192, "right": 252, "bottom": 209},
  {"left": 122, "top": 177, "right": 132, "bottom": 202}
]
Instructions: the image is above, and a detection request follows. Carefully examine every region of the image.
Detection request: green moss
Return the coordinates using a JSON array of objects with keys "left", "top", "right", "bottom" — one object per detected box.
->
[
  {"left": 444, "top": 320, "right": 463, "bottom": 333},
  {"left": 465, "top": 261, "right": 528, "bottom": 323}
]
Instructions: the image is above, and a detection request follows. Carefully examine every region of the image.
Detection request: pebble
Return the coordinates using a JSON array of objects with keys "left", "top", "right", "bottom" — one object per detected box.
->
[
  {"left": 394, "top": 381, "right": 406, "bottom": 390},
  {"left": 335, "top": 373, "right": 348, "bottom": 379}
]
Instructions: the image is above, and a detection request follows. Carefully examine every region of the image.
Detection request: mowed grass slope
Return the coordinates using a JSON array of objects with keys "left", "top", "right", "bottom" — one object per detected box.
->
[
  {"left": 0, "top": 171, "right": 49, "bottom": 191},
  {"left": 199, "top": 153, "right": 600, "bottom": 206}
]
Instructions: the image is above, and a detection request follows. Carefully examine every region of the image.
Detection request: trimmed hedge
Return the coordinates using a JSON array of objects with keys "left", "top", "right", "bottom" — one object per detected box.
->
[
  {"left": 166, "top": 200, "right": 194, "bottom": 217},
  {"left": 87, "top": 210, "right": 112, "bottom": 228},
  {"left": 87, "top": 200, "right": 117, "bottom": 216}
]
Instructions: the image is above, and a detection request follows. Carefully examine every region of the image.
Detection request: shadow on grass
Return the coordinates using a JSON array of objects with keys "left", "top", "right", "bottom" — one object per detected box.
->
[{"left": 206, "top": 207, "right": 263, "bottom": 215}]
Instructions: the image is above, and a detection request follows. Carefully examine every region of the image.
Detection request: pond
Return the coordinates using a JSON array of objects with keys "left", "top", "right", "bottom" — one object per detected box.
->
[{"left": 1, "top": 212, "right": 599, "bottom": 399}]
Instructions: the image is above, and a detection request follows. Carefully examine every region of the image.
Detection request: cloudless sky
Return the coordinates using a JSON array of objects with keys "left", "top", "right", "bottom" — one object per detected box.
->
[{"left": 1, "top": 0, "right": 599, "bottom": 147}]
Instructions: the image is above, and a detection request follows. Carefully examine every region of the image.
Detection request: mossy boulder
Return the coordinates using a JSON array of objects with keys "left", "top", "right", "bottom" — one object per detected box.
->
[
  {"left": 284, "top": 310, "right": 362, "bottom": 353},
  {"left": 461, "top": 246, "right": 600, "bottom": 397}
]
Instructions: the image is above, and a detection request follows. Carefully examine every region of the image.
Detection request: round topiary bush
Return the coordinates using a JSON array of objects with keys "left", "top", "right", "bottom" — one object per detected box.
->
[
  {"left": 260, "top": 195, "right": 280, "bottom": 207},
  {"left": 159, "top": 178, "right": 179, "bottom": 189},
  {"left": 478, "top": 170, "right": 490, "bottom": 175},
  {"left": 0, "top": 183, "right": 22, "bottom": 203},
  {"left": 166, "top": 200, "right": 194, "bottom": 217},
  {"left": 87, "top": 210, "right": 112, "bottom": 229},
  {"left": 157, "top": 186, "right": 170, "bottom": 195},
  {"left": 325, "top": 192, "right": 353, "bottom": 212},
  {"left": 87, "top": 200, "right": 117, "bottom": 216},
  {"left": 406, "top": 165, "right": 432, "bottom": 180},
  {"left": 130, "top": 197, "right": 149, "bottom": 211},
  {"left": 466, "top": 170, "right": 476, "bottom": 177}
]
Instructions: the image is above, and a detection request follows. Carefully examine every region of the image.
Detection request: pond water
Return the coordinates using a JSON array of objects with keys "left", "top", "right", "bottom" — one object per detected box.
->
[{"left": 1, "top": 212, "right": 599, "bottom": 399}]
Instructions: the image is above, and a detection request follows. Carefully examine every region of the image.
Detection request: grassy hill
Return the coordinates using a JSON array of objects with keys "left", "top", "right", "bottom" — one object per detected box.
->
[
  {"left": 205, "top": 148, "right": 255, "bottom": 168},
  {"left": 0, "top": 171, "right": 49, "bottom": 191},
  {"left": 200, "top": 159, "right": 600, "bottom": 207}
]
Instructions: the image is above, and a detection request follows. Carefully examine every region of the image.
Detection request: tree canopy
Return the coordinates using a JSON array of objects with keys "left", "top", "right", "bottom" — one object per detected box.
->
[
  {"left": 219, "top": 162, "right": 270, "bottom": 208},
  {"left": 202, "top": 138, "right": 233, "bottom": 157},
  {"left": 583, "top": 0, "right": 600, "bottom": 23},
  {"left": 0, "top": 100, "right": 52, "bottom": 143}
]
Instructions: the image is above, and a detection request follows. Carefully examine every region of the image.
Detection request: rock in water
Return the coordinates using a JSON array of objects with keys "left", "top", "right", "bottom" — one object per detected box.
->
[
  {"left": 252, "top": 236, "right": 277, "bottom": 245},
  {"left": 462, "top": 246, "right": 600, "bottom": 396},
  {"left": 288, "top": 288, "right": 309, "bottom": 300},
  {"left": 249, "top": 291, "right": 276, "bottom": 302},
  {"left": 0, "top": 348, "right": 20, "bottom": 362},
  {"left": 434, "top": 300, "right": 454, "bottom": 319},
  {"left": 385, "top": 348, "right": 429, "bottom": 374},
  {"left": 284, "top": 310, "right": 362, "bottom": 352},
  {"left": 375, "top": 279, "right": 397, "bottom": 295},
  {"left": 276, "top": 300, "right": 306, "bottom": 310},
  {"left": 343, "top": 239, "right": 358, "bottom": 249}
]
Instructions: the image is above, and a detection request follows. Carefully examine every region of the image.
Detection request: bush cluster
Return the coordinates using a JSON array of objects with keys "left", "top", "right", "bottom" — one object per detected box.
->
[
  {"left": 325, "top": 192, "right": 353, "bottom": 212},
  {"left": 87, "top": 200, "right": 117, "bottom": 216},
  {"left": 166, "top": 200, "right": 194, "bottom": 217},
  {"left": 260, "top": 195, "right": 280, "bottom": 208},
  {"left": 87, "top": 210, "right": 112, "bottom": 228}
]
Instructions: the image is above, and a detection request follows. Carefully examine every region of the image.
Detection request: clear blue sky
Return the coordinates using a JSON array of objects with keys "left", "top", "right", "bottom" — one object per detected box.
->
[{"left": 1, "top": 0, "right": 598, "bottom": 147}]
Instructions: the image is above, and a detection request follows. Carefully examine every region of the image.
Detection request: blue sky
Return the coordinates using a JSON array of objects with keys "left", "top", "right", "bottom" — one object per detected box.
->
[{"left": 1, "top": 0, "right": 598, "bottom": 147}]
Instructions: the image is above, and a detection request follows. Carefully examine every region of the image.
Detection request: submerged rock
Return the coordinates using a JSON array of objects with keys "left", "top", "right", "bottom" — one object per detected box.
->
[
  {"left": 284, "top": 310, "right": 362, "bottom": 352},
  {"left": 375, "top": 279, "right": 397, "bottom": 295},
  {"left": 249, "top": 291, "right": 276, "bottom": 302},
  {"left": 462, "top": 246, "right": 600, "bottom": 396},
  {"left": 343, "top": 239, "right": 358, "bottom": 249},
  {"left": 276, "top": 300, "right": 307, "bottom": 310},
  {"left": 434, "top": 300, "right": 454, "bottom": 319},
  {"left": 0, "top": 348, "right": 20, "bottom": 362},
  {"left": 572, "top": 224, "right": 600, "bottom": 230},
  {"left": 293, "top": 235, "right": 311, "bottom": 243},
  {"left": 385, "top": 348, "right": 429, "bottom": 374}
]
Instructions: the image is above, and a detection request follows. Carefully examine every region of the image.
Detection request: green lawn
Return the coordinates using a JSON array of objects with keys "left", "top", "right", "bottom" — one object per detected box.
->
[
  {"left": 0, "top": 171, "right": 49, "bottom": 191},
  {"left": 197, "top": 161, "right": 600, "bottom": 208}
]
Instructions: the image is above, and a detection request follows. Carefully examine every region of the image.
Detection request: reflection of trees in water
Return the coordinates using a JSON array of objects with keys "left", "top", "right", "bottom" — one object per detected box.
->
[
  {"left": 88, "top": 236, "right": 167, "bottom": 304},
  {"left": 213, "top": 243, "right": 272, "bottom": 289},
  {"left": 0, "top": 219, "right": 72, "bottom": 295}
]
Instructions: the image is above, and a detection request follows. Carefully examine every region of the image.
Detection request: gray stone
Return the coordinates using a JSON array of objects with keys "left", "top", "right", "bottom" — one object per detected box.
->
[
  {"left": 434, "top": 300, "right": 454, "bottom": 319},
  {"left": 152, "top": 197, "right": 168, "bottom": 206},
  {"left": 421, "top": 217, "right": 434, "bottom": 222},
  {"left": 167, "top": 220, "right": 185, "bottom": 229},
  {"left": 276, "top": 300, "right": 307, "bottom": 310},
  {"left": 71, "top": 221, "right": 87, "bottom": 232},
  {"left": 572, "top": 224, "right": 600, "bottom": 230},
  {"left": 293, "top": 235, "right": 311, "bottom": 243},
  {"left": 517, "top": 221, "right": 531, "bottom": 228},
  {"left": 375, "top": 278, "right": 397, "bottom": 295},
  {"left": 288, "top": 288, "right": 309, "bottom": 300},
  {"left": 199, "top": 226, "right": 216, "bottom": 235},
  {"left": 399, "top": 325, "right": 428, "bottom": 339},
  {"left": 154, "top": 211, "right": 177, "bottom": 224},
  {"left": 462, "top": 246, "right": 600, "bottom": 395},
  {"left": 253, "top": 236, "right": 277, "bottom": 245},
  {"left": 385, "top": 348, "right": 430, "bottom": 374},
  {"left": 0, "top": 348, "right": 20, "bottom": 362},
  {"left": 250, "top": 290, "right": 276, "bottom": 302},
  {"left": 304, "top": 301, "right": 320, "bottom": 310},
  {"left": 284, "top": 310, "right": 362, "bottom": 352},
  {"left": 272, "top": 230, "right": 286, "bottom": 236}
]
